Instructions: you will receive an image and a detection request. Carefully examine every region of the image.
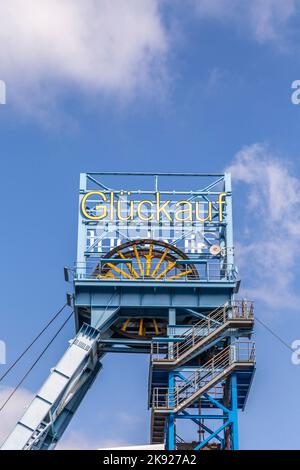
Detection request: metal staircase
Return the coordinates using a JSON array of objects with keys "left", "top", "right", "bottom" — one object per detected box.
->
[
  {"left": 152, "top": 342, "right": 255, "bottom": 414},
  {"left": 151, "top": 301, "right": 254, "bottom": 368},
  {"left": 150, "top": 412, "right": 167, "bottom": 444},
  {"left": 149, "top": 300, "right": 255, "bottom": 447}
]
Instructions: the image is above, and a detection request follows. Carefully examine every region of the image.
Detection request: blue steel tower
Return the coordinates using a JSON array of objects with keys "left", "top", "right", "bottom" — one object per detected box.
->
[{"left": 1, "top": 172, "right": 255, "bottom": 450}]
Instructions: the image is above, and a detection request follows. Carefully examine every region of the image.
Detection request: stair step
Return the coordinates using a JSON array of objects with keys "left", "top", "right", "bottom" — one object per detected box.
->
[{"left": 151, "top": 412, "right": 166, "bottom": 444}]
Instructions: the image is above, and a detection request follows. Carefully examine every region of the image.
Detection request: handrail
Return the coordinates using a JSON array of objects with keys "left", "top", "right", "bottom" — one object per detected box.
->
[
  {"left": 74, "top": 260, "right": 236, "bottom": 282},
  {"left": 152, "top": 342, "right": 255, "bottom": 410},
  {"left": 151, "top": 301, "right": 254, "bottom": 362}
]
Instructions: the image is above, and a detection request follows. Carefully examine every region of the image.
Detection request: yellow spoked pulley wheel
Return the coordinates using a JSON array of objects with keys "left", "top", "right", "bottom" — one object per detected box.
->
[
  {"left": 94, "top": 239, "right": 199, "bottom": 281},
  {"left": 93, "top": 240, "right": 198, "bottom": 339}
]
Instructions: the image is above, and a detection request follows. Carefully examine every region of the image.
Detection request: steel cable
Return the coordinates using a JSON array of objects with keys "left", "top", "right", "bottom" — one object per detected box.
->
[
  {"left": 0, "top": 302, "right": 68, "bottom": 383},
  {"left": 0, "top": 311, "right": 73, "bottom": 413}
]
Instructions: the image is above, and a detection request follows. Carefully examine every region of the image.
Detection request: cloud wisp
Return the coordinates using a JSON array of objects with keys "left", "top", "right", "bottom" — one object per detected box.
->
[
  {"left": 57, "top": 430, "right": 129, "bottom": 450},
  {"left": 0, "top": 0, "right": 298, "bottom": 122},
  {"left": 193, "top": 0, "right": 297, "bottom": 45},
  {"left": 0, "top": 386, "right": 33, "bottom": 445},
  {"left": 0, "top": 0, "right": 168, "bottom": 118},
  {"left": 57, "top": 411, "right": 143, "bottom": 449},
  {"left": 227, "top": 143, "right": 300, "bottom": 309}
]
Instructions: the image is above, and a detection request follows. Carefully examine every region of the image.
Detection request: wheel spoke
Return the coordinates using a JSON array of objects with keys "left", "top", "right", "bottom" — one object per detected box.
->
[
  {"left": 153, "top": 319, "right": 159, "bottom": 335},
  {"left": 106, "top": 263, "right": 134, "bottom": 279},
  {"left": 117, "top": 251, "right": 139, "bottom": 278},
  {"left": 151, "top": 248, "right": 169, "bottom": 278},
  {"left": 156, "top": 261, "right": 176, "bottom": 279},
  {"left": 138, "top": 319, "right": 144, "bottom": 336},
  {"left": 167, "top": 269, "right": 193, "bottom": 280},
  {"left": 144, "top": 243, "right": 153, "bottom": 276},
  {"left": 121, "top": 318, "right": 131, "bottom": 332},
  {"left": 133, "top": 245, "right": 144, "bottom": 277}
]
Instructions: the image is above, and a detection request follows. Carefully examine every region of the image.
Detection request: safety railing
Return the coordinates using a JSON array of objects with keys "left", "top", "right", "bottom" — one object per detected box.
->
[
  {"left": 151, "top": 301, "right": 254, "bottom": 362},
  {"left": 152, "top": 342, "right": 255, "bottom": 410},
  {"left": 74, "top": 261, "right": 236, "bottom": 282}
]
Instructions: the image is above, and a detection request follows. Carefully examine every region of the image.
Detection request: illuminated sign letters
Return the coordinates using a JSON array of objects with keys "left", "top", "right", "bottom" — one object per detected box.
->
[{"left": 81, "top": 191, "right": 227, "bottom": 223}]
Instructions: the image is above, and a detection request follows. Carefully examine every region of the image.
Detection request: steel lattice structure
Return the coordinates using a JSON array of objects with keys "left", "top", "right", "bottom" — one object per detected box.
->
[{"left": 1, "top": 172, "right": 255, "bottom": 450}]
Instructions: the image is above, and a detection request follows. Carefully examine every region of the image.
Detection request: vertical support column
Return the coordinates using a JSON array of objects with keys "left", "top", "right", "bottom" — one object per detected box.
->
[
  {"left": 168, "top": 308, "right": 176, "bottom": 360},
  {"left": 167, "top": 372, "right": 175, "bottom": 450},
  {"left": 224, "top": 173, "right": 234, "bottom": 281},
  {"left": 167, "top": 415, "right": 175, "bottom": 450},
  {"left": 167, "top": 308, "right": 176, "bottom": 449},
  {"left": 77, "top": 173, "right": 87, "bottom": 279},
  {"left": 230, "top": 373, "right": 239, "bottom": 450}
]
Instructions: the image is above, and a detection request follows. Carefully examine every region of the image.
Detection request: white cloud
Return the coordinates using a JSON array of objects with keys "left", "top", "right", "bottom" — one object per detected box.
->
[
  {"left": 57, "top": 409, "right": 146, "bottom": 449},
  {"left": 0, "top": 0, "right": 168, "bottom": 116},
  {"left": 57, "top": 430, "right": 129, "bottom": 450},
  {"left": 0, "top": 385, "right": 133, "bottom": 450},
  {"left": 0, "top": 1, "right": 297, "bottom": 121},
  {"left": 227, "top": 143, "right": 300, "bottom": 308},
  {"left": 193, "top": 0, "right": 297, "bottom": 44},
  {"left": 0, "top": 386, "right": 33, "bottom": 445},
  {"left": 118, "top": 411, "right": 143, "bottom": 426}
]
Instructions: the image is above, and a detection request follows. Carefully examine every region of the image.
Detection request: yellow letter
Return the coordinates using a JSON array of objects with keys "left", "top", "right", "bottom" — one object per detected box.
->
[
  {"left": 110, "top": 192, "right": 115, "bottom": 220},
  {"left": 175, "top": 201, "right": 192, "bottom": 221},
  {"left": 117, "top": 199, "right": 134, "bottom": 221},
  {"left": 195, "top": 201, "right": 212, "bottom": 222},
  {"left": 137, "top": 200, "right": 154, "bottom": 221},
  {"left": 81, "top": 191, "right": 107, "bottom": 220},
  {"left": 218, "top": 192, "right": 227, "bottom": 222},
  {"left": 156, "top": 192, "right": 172, "bottom": 221}
]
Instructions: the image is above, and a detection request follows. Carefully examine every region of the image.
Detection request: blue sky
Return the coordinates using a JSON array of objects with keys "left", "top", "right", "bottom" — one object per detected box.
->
[{"left": 1, "top": 0, "right": 300, "bottom": 449}]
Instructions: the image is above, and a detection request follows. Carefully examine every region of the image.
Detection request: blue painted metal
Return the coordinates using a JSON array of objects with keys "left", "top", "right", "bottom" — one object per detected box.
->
[
  {"left": 1, "top": 172, "right": 255, "bottom": 450},
  {"left": 166, "top": 372, "right": 175, "bottom": 450},
  {"left": 231, "top": 373, "right": 239, "bottom": 450},
  {"left": 194, "top": 421, "right": 230, "bottom": 450}
]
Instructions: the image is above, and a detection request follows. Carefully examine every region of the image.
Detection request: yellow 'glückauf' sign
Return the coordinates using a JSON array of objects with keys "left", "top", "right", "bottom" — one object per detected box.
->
[{"left": 81, "top": 191, "right": 227, "bottom": 223}]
